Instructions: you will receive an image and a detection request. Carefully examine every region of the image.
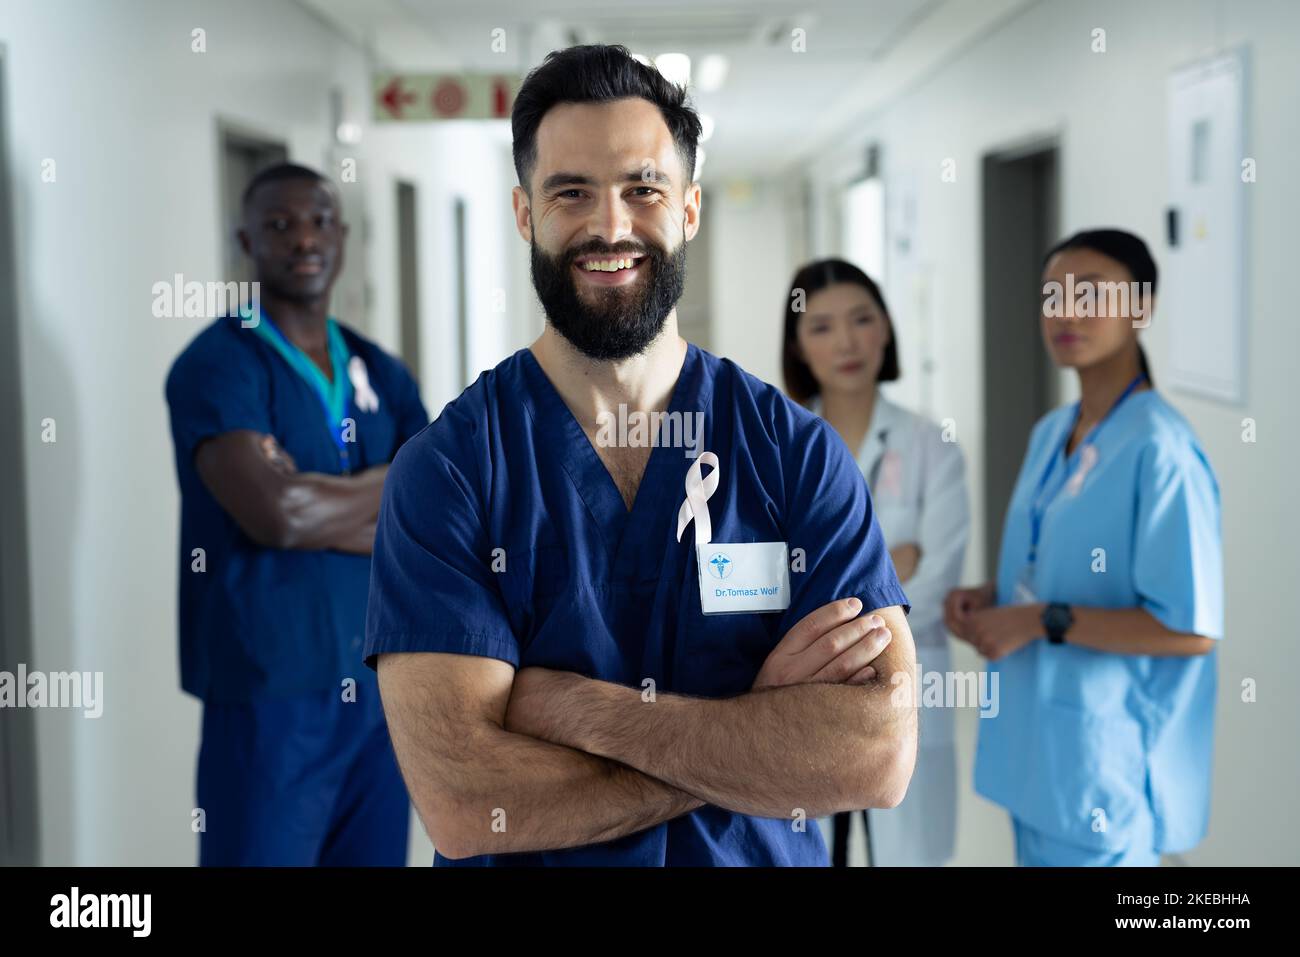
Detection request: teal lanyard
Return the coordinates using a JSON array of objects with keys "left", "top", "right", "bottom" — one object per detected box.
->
[{"left": 242, "top": 306, "right": 353, "bottom": 453}]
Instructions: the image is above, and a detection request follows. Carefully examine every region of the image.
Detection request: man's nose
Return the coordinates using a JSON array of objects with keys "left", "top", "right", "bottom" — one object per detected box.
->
[
  {"left": 586, "top": 191, "right": 633, "bottom": 245},
  {"left": 289, "top": 221, "right": 322, "bottom": 253}
]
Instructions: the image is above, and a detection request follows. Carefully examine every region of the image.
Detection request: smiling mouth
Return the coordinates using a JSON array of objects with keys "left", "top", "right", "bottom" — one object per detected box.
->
[
  {"left": 291, "top": 260, "right": 324, "bottom": 274},
  {"left": 574, "top": 254, "right": 647, "bottom": 273}
]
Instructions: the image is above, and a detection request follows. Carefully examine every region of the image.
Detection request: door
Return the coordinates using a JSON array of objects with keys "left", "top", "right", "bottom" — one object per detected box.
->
[
  {"left": 981, "top": 142, "right": 1059, "bottom": 575},
  {"left": 0, "top": 43, "right": 39, "bottom": 867}
]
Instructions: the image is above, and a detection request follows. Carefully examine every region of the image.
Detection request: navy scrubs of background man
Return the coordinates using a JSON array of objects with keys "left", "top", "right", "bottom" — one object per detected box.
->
[
  {"left": 165, "top": 164, "right": 427, "bottom": 865},
  {"left": 366, "top": 46, "right": 918, "bottom": 866}
]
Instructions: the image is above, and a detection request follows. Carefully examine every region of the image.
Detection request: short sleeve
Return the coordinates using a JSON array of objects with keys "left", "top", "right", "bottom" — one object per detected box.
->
[
  {"left": 778, "top": 415, "right": 911, "bottom": 634},
  {"left": 393, "top": 362, "right": 431, "bottom": 447},
  {"left": 1132, "top": 441, "right": 1224, "bottom": 640},
  {"left": 165, "top": 331, "right": 272, "bottom": 464},
  {"left": 364, "top": 429, "right": 519, "bottom": 668}
]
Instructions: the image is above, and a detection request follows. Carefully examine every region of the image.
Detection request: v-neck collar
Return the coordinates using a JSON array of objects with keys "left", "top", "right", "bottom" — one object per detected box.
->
[
  {"left": 518, "top": 341, "right": 708, "bottom": 560},
  {"left": 244, "top": 307, "right": 352, "bottom": 426}
]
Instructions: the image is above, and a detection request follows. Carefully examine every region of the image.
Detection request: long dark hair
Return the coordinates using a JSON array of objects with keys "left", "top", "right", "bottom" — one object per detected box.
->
[
  {"left": 1043, "top": 228, "right": 1157, "bottom": 385},
  {"left": 782, "top": 258, "right": 899, "bottom": 404}
]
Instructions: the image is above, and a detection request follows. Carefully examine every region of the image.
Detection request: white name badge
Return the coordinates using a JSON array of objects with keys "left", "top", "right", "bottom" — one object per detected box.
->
[
  {"left": 697, "top": 542, "right": 791, "bottom": 615},
  {"left": 677, "top": 452, "right": 792, "bottom": 615}
]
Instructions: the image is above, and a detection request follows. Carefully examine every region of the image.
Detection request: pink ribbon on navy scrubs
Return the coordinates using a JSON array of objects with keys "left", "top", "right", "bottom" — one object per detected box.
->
[{"left": 676, "top": 451, "right": 719, "bottom": 546}]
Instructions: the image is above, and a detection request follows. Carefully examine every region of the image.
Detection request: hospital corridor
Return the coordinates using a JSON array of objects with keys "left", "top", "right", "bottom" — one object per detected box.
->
[{"left": 0, "top": 0, "right": 1297, "bottom": 916}]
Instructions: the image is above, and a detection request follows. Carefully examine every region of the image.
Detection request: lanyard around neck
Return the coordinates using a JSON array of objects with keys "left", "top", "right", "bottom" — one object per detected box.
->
[
  {"left": 243, "top": 307, "right": 353, "bottom": 448},
  {"left": 1026, "top": 373, "right": 1147, "bottom": 564}
]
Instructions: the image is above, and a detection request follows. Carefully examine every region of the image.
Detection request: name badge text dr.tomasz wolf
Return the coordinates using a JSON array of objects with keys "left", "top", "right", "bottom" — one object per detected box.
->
[{"left": 676, "top": 452, "right": 791, "bottom": 615}]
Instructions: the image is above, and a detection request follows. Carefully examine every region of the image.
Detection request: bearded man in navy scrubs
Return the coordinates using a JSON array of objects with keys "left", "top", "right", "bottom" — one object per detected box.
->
[
  {"left": 367, "top": 46, "right": 918, "bottom": 866},
  {"left": 166, "top": 163, "right": 428, "bottom": 865}
]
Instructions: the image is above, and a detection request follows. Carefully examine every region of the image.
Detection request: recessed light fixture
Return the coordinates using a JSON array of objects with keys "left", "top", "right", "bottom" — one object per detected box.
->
[
  {"left": 696, "top": 54, "right": 729, "bottom": 92},
  {"left": 654, "top": 52, "right": 691, "bottom": 89}
]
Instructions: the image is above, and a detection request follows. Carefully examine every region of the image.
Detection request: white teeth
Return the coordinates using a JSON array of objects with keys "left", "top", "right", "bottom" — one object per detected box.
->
[{"left": 581, "top": 257, "right": 639, "bottom": 272}]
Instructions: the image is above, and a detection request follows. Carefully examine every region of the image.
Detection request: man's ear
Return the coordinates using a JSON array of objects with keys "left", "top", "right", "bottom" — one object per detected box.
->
[
  {"left": 512, "top": 185, "right": 533, "bottom": 243},
  {"left": 236, "top": 227, "right": 252, "bottom": 257},
  {"left": 683, "top": 181, "right": 702, "bottom": 242}
]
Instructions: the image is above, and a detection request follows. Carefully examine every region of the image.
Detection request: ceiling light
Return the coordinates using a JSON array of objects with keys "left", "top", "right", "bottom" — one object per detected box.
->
[
  {"left": 654, "top": 53, "right": 691, "bottom": 89},
  {"left": 696, "top": 54, "right": 729, "bottom": 92}
]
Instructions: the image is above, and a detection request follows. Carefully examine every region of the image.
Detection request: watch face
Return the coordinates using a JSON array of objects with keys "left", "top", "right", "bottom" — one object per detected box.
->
[{"left": 1045, "top": 604, "right": 1072, "bottom": 632}]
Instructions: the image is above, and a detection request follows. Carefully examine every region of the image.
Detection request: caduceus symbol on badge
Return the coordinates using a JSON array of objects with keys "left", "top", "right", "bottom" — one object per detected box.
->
[
  {"left": 708, "top": 552, "right": 733, "bottom": 579},
  {"left": 677, "top": 452, "right": 791, "bottom": 616}
]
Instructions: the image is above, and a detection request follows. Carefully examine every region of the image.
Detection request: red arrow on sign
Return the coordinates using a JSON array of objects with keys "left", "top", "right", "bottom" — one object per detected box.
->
[{"left": 379, "top": 78, "right": 417, "bottom": 118}]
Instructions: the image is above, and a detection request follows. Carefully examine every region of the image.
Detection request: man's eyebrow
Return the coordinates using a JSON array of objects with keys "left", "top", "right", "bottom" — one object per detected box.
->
[
  {"left": 258, "top": 202, "right": 337, "bottom": 216},
  {"left": 624, "top": 167, "right": 672, "bottom": 186},
  {"left": 540, "top": 168, "right": 674, "bottom": 192}
]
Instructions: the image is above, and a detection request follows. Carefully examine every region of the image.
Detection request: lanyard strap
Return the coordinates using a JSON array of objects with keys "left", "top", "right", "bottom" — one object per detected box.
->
[
  {"left": 244, "top": 307, "right": 353, "bottom": 449},
  {"left": 1027, "top": 373, "right": 1146, "bottom": 563}
]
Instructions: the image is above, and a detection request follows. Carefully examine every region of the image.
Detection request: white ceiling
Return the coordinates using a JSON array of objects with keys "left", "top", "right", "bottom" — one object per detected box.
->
[{"left": 297, "top": 0, "right": 1038, "bottom": 177}]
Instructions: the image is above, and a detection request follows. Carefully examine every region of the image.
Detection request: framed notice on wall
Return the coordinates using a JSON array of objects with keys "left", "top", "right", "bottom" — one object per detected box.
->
[{"left": 1164, "top": 50, "right": 1249, "bottom": 404}]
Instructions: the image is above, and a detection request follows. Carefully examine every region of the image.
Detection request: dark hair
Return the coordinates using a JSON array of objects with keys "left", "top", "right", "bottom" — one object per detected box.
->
[
  {"left": 511, "top": 44, "right": 703, "bottom": 193},
  {"left": 240, "top": 162, "right": 331, "bottom": 209},
  {"left": 1043, "top": 228, "right": 1157, "bottom": 384},
  {"left": 782, "top": 258, "right": 899, "bottom": 404}
]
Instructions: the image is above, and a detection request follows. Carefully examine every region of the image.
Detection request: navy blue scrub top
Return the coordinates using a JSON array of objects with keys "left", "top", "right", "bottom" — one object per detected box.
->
[
  {"left": 165, "top": 314, "right": 428, "bottom": 703},
  {"left": 365, "top": 343, "right": 909, "bottom": 866}
]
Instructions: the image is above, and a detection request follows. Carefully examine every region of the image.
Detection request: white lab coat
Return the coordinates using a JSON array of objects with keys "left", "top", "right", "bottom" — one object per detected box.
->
[{"left": 813, "top": 394, "right": 970, "bottom": 866}]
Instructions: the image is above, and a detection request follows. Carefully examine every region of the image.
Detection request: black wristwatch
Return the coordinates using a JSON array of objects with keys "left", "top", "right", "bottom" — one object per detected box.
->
[{"left": 1042, "top": 602, "right": 1074, "bottom": 645}]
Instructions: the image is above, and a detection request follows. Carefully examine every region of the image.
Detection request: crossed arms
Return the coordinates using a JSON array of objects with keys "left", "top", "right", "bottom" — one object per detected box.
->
[
  {"left": 378, "top": 600, "right": 917, "bottom": 860},
  {"left": 194, "top": 431, "right": 386, "bottom": 554}
]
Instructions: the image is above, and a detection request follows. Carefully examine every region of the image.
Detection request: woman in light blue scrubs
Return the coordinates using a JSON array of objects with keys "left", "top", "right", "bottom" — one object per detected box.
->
[{"left": 944, "top": 229, "right": 1223, "bottom": 866}]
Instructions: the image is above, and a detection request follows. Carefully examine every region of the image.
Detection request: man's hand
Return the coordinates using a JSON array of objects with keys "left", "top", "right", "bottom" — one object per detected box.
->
[
  {"left": 193, "top": 430, "right": 386, "bottom": 553},
  {"left": 752, "top": 597, "right": 893, "bottom": 690},
  {"left": 504, "top": 597, "right": 895, "bottom": 737},
  {"left": 259, "top": 434, "right": 298, "bottom": 474},
  {"left": 889, "top": 543, "right": 921, "bottom": 583},
  {"left": 500, "top": 602, "right": 917, "bottom": 818},
  {"left": 964, "top": 604, "right": 1042, "bottom": 661},
  {"left": 943, "top": 582, "right": 995, "bottom": 641}
]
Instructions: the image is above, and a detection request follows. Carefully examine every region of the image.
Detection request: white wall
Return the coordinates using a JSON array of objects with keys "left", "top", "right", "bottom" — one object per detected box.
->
[
  {"left": 1, "top": 0, "right": 524, "bottom": 864},
  {"left": 707, "top": 178, "right": 800, "bottom": 384},
  {"left": 715, "top": 0, "right": 1298, "bottom": 864},
  {"left": 366, "top": 122, "right": 529, "bottom": 412}
]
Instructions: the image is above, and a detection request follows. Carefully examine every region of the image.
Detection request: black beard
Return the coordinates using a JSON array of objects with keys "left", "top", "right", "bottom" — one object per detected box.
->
[{"left": 530, "top": 234, "right": 687, "bottom": 361}]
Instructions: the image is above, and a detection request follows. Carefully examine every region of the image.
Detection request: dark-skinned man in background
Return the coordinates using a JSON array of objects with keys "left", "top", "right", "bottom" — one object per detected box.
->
[{"left": 165, "top": 163, "right": 428, "bottom": 865}]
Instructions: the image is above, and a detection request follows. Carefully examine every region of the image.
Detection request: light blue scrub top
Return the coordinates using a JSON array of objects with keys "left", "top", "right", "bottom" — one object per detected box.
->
[{"left": 975, "top": 389, "right": 1223, "bottom": 854}]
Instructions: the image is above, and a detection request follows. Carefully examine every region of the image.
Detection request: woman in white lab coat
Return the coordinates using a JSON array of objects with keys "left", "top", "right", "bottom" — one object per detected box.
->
[{"left": 783, "top": 258, "right": 970, "bottom": 867}]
